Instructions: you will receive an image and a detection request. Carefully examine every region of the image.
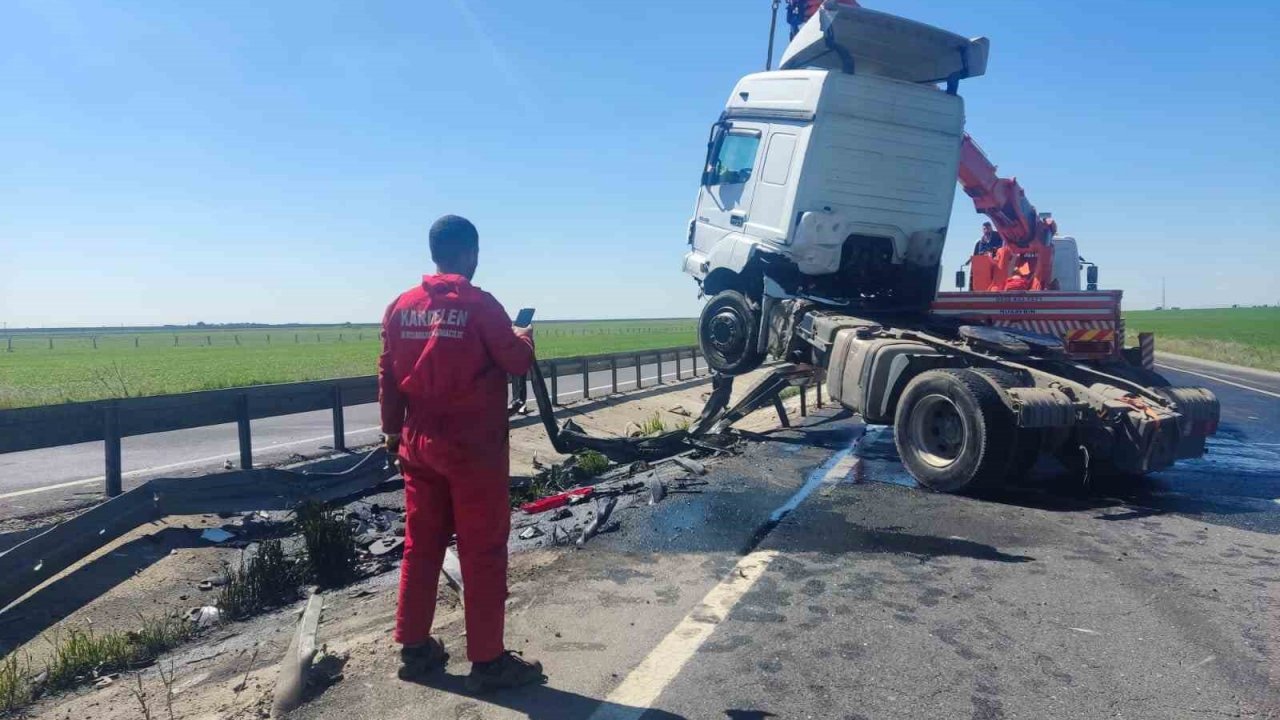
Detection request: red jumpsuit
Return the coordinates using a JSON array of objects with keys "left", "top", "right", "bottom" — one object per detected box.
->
[{"left": 379, "top": 273, "right": 534, "bottom": 662}]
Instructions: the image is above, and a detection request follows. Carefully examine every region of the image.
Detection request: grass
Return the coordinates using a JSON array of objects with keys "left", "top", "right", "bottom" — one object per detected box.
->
[
  {"left": 0, "top": 653, "right": 32, "bottom": 714},
  {"left": 0, "top": 319, "right": 696, "bottom": 409},
  {"left": 295, "top": 501, "right": 359, "bottom": 589},
  {"left": 1124, "top": 307, "right": 1280, "bottom": 372},
  {"left": 41, "top": 615, "right": 194, "bottom": 692},
  {"left": 573, "top": 450, "right": 610, "bottom": 478},
  {"left": 638, "top": 412, "right": 668, "bottom": 436},
  {"left": 216, "top": 539, "right": 303, "bottom": 621}
]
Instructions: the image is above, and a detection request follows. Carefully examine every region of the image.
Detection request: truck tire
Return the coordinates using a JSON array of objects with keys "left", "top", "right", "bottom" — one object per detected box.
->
[
  {"left": 698, "top": 290, "right": 765, "bottom": 375},
  {"left": 893, "top": 369, "right": 1017, "bottom": 493},
  {"left": 970, "top": 368, "right": 1041, "bottom": 483}
]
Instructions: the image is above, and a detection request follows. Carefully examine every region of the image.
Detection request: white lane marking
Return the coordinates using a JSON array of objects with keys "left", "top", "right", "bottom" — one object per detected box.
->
[
  {"left": 1155, "top": 363, "right": 1280, "bottom": 400},
  {"left": 553, "top": 371, "right": 689, "bottom": 401},
  {"left": 0, "top": 426, "right": 382, "bottom": 501},
  {"left": 587, "top": 451, "right": 858, "bottom": 720}
]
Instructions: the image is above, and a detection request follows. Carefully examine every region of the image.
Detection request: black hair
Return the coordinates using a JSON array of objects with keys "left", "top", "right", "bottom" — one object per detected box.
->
[{"left": 429, "top": 215, "right": 479, "bottom": 268}]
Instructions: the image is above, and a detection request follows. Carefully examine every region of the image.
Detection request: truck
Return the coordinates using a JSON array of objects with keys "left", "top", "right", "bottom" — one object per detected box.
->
[{"left": 679, "top": 1, "right": 1220, "bottom": 492}]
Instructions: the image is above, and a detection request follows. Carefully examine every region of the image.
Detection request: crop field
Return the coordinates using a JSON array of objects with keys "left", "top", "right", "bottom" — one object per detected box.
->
[
  {"left": 1123, "top": 307, "right": 1280, "bottom": 371},
  {"left": 0, "top": 320, "right": 697, "bottom": 409}
]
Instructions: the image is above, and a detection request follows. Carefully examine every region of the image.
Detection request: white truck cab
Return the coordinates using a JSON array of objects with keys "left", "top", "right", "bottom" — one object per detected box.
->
[{"left": 685, "top": 3, "right": 988, "bottom": 373}]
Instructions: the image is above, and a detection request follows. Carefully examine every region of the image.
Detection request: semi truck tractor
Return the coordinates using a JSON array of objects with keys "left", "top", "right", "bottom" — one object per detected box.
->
[{"left": 682, "top": 2, "right": 1219, "bottom": 491}]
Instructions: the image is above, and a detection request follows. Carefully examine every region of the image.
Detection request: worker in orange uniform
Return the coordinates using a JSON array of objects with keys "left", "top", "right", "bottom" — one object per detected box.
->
[{"left": 379, "top": 215, "right": 545, "bottom": 692}]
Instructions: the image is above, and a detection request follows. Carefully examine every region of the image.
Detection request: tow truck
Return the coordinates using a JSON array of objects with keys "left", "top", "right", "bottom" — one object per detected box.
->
[{"left": 667, "top": 1, "right": 1220, "bottom": 492}]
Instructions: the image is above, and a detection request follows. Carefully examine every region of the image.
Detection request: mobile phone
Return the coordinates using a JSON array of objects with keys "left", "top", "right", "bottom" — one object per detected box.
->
[{"left": 513, "top": 308, "right": 536, "bottom": 327}]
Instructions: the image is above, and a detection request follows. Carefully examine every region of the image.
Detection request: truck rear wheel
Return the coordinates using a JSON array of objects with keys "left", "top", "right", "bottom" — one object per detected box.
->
[
  {"left": 698, "top": 290, "right": 765, "bottom": 376},
  {"left": 894, "top": 369, "right": 1017, "bottom": 493}
]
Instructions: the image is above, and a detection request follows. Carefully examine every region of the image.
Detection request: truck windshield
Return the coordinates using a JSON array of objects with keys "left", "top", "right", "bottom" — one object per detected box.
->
[{"left": 707, "top": 133, "right": 760, "bottom": 186}]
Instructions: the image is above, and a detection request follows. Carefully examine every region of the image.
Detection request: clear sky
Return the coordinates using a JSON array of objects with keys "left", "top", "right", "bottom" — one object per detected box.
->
[{"left": 3, "top": 0, "right": 1277, "bottom": 327}]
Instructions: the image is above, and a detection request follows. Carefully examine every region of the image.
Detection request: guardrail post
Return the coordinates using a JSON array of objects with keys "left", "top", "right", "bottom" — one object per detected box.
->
[
  {"left": 676, "top": 350, "right": 683, "bottom": 381},
  {"left": 657, "top": 352, "right": 664, "bottom": 385},
  {"left": 635, "top": 353, "right": 642, "bottom": 389},
  {"left": 104, "top": 403, "right": 122, "bottom": 497},
  {"left": 236, "top": 394, "right": 253, "bottom": 470},
  {"left": 610, "top": 356, "right": 618, "bottom": 394},
  {"left": 582, "top": 360, "right": 590, "bottom": 400},
  {"left": 549, "top": 361, "right": 559, "bottom": 406},
  {"left": 331, "top": 385, "right": 346, "bottom": 452},
  {"left": 815, "top": 380, "right": 823, "bottom": 408},
  {"left": 799, "top": 385, "right": 808, "bottom": 417}
]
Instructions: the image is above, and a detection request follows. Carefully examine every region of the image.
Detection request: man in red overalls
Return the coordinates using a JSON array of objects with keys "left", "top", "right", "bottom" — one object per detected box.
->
[{"left": 379, "top": 215, "right": 544, "bottom": 692}]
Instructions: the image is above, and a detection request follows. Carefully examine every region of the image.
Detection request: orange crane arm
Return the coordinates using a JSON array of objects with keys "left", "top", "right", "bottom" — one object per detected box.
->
[{"left": 957, "top": 133, "right": 1055, "bottom": 248}]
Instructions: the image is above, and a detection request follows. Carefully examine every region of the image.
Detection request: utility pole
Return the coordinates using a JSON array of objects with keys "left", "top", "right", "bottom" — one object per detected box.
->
[{"left": 1161, "top": 277, "right": 1166, "bottom": 309}]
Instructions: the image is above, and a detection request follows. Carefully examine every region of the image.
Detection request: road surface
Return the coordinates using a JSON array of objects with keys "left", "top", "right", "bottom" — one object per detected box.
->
[
  {"left": 0, "top": 359, "right": 703, "bottom": 520},
  {"left": 291, "top": 352, "right": 1280, "bottom": 719}
]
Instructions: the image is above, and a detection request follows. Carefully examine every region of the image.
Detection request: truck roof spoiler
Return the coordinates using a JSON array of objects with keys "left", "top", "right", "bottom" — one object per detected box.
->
[{"left": 780, "top": 3, "right": 989, "bottom": 86}]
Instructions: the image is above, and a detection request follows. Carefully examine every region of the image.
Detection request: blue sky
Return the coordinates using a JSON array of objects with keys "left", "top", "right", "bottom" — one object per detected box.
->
[{"left": 2, "top": 0, "right": 1277, "bottom": 327}]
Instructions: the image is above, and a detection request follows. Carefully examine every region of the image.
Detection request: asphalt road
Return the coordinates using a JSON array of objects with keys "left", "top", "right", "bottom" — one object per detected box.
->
[
  {"left": 294, "top": 353, "right": 1280, "bottom": 720},
  {"left": 0, "top": 359, "right": 700, "bottom": 520}
]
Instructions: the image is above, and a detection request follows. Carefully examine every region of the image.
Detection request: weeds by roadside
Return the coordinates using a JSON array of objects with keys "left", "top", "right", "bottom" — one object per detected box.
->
[
  {"left": 639, "top": 412, "right": 667, "bottom": 436},
  {"left": 217, "top": 539, "right": 303, "bottom": 621},
  {"left": 574, "top": 450, "right": 610, "bottom": 477},
  {"left": 43, "top": 616, "right": 194, "bottom": 693},
  {"left": 295, "top": 501, "right": 359, "bottom": 589},
  {"left": 0, "top": 653, "right": 32, "bottom": 714}
]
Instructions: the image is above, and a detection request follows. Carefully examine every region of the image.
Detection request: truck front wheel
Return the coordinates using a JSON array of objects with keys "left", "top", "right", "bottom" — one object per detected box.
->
[
  {"left": 894, "top": 369, "right": 1017, "bottom": 493},
  {"left": 698, "top": 290, "right": 765, "bottom": 375}
]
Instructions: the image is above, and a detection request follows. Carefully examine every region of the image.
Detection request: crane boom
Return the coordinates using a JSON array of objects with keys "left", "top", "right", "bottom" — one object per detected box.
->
[{"left": 784, "top": 0, "right": 1058, "bottom": 290}]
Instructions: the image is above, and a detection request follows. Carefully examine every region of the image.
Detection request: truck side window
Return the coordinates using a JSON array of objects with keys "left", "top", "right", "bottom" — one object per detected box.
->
[
  {"left": 761, "top": 132, "right": 797, "bottom": 186},
  {"left": 707, "top": 133, "right": 760, "bottom": 186}
]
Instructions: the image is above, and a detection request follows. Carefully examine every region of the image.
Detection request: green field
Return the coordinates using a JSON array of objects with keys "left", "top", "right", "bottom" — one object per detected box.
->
[
  {"left": 1123, "top": 307, "right": 1280, "bottom": 372},
  {"left": 0, "top": 320, "right": 696, "bottom": 409}
]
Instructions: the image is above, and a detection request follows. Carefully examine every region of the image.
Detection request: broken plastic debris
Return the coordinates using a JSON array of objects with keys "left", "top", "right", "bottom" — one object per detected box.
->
[
  {"left": 521, "top": 487, "right": 594, "bottom": 514},
  {"left": 189, "top": 606, "right": 221, "bottom": 628},
  {"left": 667, "top": 405, "right": 692, "bottom": 417},
  {"left": 368, "top": 537, "right": 405, "bottom": 557},
  {"left": 648, "top": 474, "right": 666, "bottom": 505},
  {"left": 518, "top": 526, "right": 544, "bottom": 540},
  {"left": 673, "top": 456, "right": 707, "bottom": 475},
  {"left": 201, "top": 528, "right": 235, "bottom": 543},
  {"left": 577, "top": 497, "right": 619, "bottom": 546}
]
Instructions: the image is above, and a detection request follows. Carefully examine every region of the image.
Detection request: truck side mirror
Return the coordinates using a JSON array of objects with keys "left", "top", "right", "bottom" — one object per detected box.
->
[
  {"left": 955, "top": 270, "right": 966, "bottom": 289},
  {"left": 1086, "top": 265, "right": 1098, "bottom": 290}
]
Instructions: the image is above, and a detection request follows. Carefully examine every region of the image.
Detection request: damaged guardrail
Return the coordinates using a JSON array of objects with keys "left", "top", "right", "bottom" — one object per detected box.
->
[
  {"left": 0, "top": 452, "right": 398, "bottom": 612},
  {"left": 0, "top": 346, "right": 706, "bottom": 497}
]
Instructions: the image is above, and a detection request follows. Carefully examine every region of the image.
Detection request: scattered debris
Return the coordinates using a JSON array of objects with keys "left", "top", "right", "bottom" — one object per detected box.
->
[
  {"left": 188, "top": 606, "right": 222, "bottom": 628},
  {"left": 647, "top": 473, "right": 666, "bottom": 505},
  {"left": 348, "top": 588, "right": 374, "bottom": 599},
  {"left": 441, "top": 547, "right": 464, "bottom": 595},
  {"left": 223, "top": 459, "right": 235, "bottom": 470},
  {"left": 518, "top": 526, "right": 545, "bottom": 540},
  {"left": 549, "top": 508, "right": 573, "bottom": 522},
  {"left": 673, "top": 456, "right": 707, "bottom": 476},
  {"left": 578, "top": 497, "right": 619, "bottom": 546},
  {"left": 93, "top": 675, "right": 115, "bottom": 689},
  {"left": 200, "top": 528, "right": 235, "bottom": 544},
  {"left": 198, "top": 575, "right": 227, "bottom": 592},
  {"left": 667, "top": 405, "right": 692, "bottom": 417},
  {"left": 368, "top": 537, "right": 404, "bottom": 557},
  {"left": 521, "top": 487, "right": 594, "bottom": 514}
]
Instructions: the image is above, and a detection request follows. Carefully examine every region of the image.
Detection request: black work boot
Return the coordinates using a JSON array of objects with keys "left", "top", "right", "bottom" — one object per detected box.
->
[
  {"left": 465, "top": 650, "right": 545, "bottom": 693},
  {"left": 397, "top": 638, "right": 449, "bottom": 680}
]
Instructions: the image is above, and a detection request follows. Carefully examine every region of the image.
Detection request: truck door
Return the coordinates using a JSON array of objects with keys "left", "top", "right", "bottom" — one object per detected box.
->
[{"left": 692, "top": 121, "right": 765, "bottom": 256}]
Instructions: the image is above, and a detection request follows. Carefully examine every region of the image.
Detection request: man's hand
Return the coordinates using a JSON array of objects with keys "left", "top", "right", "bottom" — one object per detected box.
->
[
  {"left": 384, "top": 433, "right": 401, "bottom": 457},
  {"left": 512, "top": 324, "right": 533, "bottom": 341}
]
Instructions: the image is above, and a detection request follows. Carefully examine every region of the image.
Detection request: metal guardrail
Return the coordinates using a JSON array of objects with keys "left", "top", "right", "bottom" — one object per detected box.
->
[{"left": 0, "top": 346, "right": 706, "bottom": 497}]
